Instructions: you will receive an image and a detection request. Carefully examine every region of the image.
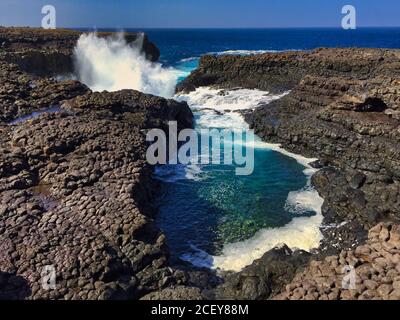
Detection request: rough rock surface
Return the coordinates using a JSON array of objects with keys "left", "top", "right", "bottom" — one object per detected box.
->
[
  {"left": 2, "top": 28, "right": 400, "bottom": 301},
  {"left": 273, "top": 223, "right": 400, "bottom": 300},
  {"left": 0, "top": 27, "right": 205, "bottom": 300},
  {"left": 249, "top": 74, "right": 400, "bottom": 228},
  {"left": 141, "top": 286, "right": 204, "bottom": 300},
  {"left": 0, "top": 60, "right": 88, "bottom": 122},
  {"left": 178, "top": 49, "right": 400, "bottom": 93},
  {"left": 178, "top": 48, "right": 400, "bottom": 300},
  {"left": 0, "top": 89, "right": 194, "bottom": 299}
]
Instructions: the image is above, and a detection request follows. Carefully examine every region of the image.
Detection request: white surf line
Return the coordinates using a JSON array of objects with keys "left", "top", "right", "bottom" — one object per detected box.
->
[{"left": 207, "top": 49, "right": 302, "bottom": 56}]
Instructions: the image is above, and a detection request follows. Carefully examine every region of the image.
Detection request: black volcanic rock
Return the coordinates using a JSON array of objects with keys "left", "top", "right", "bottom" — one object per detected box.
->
[
  {"left": 62, "top": 90, "right": 193, "bottom": 131},
  {"left": 273, "top": 223, "right": 400, "bottom": 300},
  {"left": 0, "top": 27, "right": 195, "bottom": 300},
  {"left": 215, "top": 246, "right": 311, "bottom": 300},
  {"left": 0, "top": 88, "right": 193, "bottom": 300},
  {"left": 177, "top": 48, "right": 400, "bottom": 93},
  {"left": 3, "top": 27, "right": 400, "bottom": 301},
  {"left": 0, "top": 60, "right": 89, "bottom": 122}
]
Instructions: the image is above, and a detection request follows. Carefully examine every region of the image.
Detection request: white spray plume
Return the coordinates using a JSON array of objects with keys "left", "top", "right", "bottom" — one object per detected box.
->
[{"left": 73, "top": 32, "right": 181, "bottom": 98}]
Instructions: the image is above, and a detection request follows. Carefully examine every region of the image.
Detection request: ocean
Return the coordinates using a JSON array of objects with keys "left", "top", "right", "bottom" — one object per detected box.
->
[
  {"left": 76, "top": 28, "right": 400, "bottom": 271},
  {"left": 143, "top": 27, "right": 400, "bottom": 66}
]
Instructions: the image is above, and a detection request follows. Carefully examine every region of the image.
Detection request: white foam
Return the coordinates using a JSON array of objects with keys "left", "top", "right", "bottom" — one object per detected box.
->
[
  {"left": 211, "top": 49, "right": 278, "bottom": 56},
  {"left": 209, "top": 139, "right": 323, "bottom": 271},
  {"left": 71, "top": 36, "right": 324, "bottom": 268},
  {"left": 181, "top": 183, "right": 324, "bottom": 272},
  {"left": 252, "top": 139, "right": 318, "bottom": 180},
  {"left": 180, "top": 245, "right": 214, "bottom": 269},
  {"left": 176, "top": 87, "right": 289, "bottom": 111},
  {"left": 209, "top": 49, "right": 300, "bottom": 56},
  {"left": 73, "top": 32, "right": 183, "bottom": 98},
  {"left": 211, "top": 195, "right": 323, "bottom": 271},
  {"left": 195, "top": 109, "right": 248, "bottom": 130},
  {"left": 209, "top": 141, "right": 323, "bottom": 271},
  {"left": 179, "top": 57, "right": 199, "bottom": 62}
]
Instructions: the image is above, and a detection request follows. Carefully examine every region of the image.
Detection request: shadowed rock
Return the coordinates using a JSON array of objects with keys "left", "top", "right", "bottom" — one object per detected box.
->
[{"left": 215, "top": 246, "right": 311, "bottom": 300}]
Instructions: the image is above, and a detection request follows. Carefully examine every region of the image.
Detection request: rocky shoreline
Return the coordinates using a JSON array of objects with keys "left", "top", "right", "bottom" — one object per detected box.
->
[
  {"left": 179, "top": 48, "right": 400, "bottom": 237},
  {"left": 1, "top": 28, "right": 400, "bottom": 300},
  {"left": 178, "top": 48, "right": 400, "bottom": 299},
  {"left": 0, "top": 28, "right": 206, "bottom": 300}
]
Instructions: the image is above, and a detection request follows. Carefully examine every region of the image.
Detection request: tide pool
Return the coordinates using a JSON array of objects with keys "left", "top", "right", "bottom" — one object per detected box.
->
[{"left": 155, "top": 87, "right": 323, "bottom": 271}]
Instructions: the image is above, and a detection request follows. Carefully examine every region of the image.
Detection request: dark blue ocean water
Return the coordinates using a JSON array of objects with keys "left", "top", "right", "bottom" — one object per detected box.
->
[
  {"left": 94, "top": 28, "right": 400, "bottom": 269},
  {"left": 141, "top": 28, "right": 400, "bottom": 66},
  {"left": 91, "top": 28, "right": 400, "bottom": 67}
]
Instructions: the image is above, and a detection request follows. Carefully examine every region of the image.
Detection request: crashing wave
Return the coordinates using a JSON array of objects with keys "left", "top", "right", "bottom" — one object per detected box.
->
[{"left": 73, "top": 32, "right": 183, "bottom": 98}]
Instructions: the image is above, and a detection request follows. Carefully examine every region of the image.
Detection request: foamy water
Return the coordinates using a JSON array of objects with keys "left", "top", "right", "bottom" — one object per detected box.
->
[
  {"left": 211, "top": 49, "right": 278, "bottom": 55},
  {"left": 211, "top": 164, "right": 323, "bottom": 271},
  {"left": 176, "top": 87, "right": 289, "bottom": 111},
  {"left": 175, "top": 87, "right": 324, "bottom": 272}
]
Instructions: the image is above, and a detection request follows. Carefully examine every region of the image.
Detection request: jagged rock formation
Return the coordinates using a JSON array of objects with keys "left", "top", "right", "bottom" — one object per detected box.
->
[
  {"left": 2, "top": 28, "right": 400, "bottom": 301},
  {"left": 0, "top": 28, "right": 203, "bottom": 300},
  {"left": 0, "top": 90, "right": 193, "bottom": 300},
  {"left": 0, "top": 63, "right": 88, "bottom": 122},
  {"left": 273, "top": 223, "right": 400, "bottom": 300},
  {"left": 178, "top": 48, "right": 400, "bottom": 93}
]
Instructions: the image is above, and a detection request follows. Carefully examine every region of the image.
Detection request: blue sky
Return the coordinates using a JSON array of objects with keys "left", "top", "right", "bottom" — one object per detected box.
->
[{"left": 0, "top": 0, "right": 399, "bottom": 28}]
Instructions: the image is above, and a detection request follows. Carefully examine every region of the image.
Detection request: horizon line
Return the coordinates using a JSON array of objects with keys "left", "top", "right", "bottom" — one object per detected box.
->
[{"left": 4, "top": 25, "right": 400, "bottom": 30}]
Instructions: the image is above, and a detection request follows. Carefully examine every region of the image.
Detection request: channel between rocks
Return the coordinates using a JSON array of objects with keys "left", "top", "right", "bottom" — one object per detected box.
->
[{"left": 2, "top": 28, "right": 400, "bottom": 301}]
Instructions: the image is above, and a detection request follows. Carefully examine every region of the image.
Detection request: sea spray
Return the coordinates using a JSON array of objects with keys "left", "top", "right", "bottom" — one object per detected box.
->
[{"left": 73, "top": 32, "right": 181, "bottom": 98}]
